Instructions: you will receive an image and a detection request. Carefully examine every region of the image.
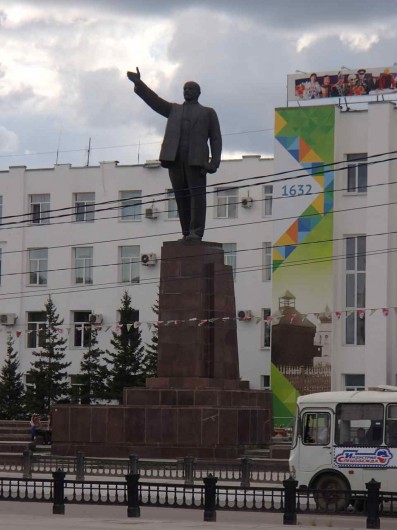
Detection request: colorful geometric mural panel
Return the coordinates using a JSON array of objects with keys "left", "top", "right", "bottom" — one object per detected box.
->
[{"left": 271, "top": 106, "right": 335, "bottom": 425}]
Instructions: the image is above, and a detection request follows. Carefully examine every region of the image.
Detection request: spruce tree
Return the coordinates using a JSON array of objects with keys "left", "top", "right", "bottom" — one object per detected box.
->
[
  {"left": 105, "top": 291, "right": 145, "bottom": 403},
  {"left": 144, "top": 290, "right": 158, "bottom": 378},
  {"left": 79, "top": 324, "right": 108, "bottom": 404},
  {"left": 26, "top": 295, "right": 71, "bottom": 414},
  {"left": 0, "top": 333, "right": 26, "bottom": 419}
]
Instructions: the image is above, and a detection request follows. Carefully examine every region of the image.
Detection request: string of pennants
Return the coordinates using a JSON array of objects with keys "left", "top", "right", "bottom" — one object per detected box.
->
[{"left": 3, "top": 306, "right": 397, "bottom": 338}]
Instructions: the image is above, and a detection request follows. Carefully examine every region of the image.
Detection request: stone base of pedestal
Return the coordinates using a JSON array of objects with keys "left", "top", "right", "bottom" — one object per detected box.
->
[{"left": 51, "top": 387, "right": 272, "bottom": 459}]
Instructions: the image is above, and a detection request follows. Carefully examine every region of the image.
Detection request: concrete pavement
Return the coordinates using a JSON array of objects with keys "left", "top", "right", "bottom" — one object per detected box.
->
[{"left": 0, "top": 502, "right": 395, "bottom": 530}]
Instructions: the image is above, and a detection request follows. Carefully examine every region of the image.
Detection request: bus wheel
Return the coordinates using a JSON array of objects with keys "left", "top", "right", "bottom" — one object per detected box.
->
[{"left": 313, "top": 474, "right": 350, "bottom": 511}]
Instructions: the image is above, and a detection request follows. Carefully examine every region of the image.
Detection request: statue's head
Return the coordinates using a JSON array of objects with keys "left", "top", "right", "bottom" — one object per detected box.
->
[{"left": 183, "top": 81, "right": 201, "bottom": 102}]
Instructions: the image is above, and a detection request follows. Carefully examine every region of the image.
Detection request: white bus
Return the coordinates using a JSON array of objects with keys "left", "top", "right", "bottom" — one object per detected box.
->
[{"left": 289, "top": 386, "right": 397, "bottom": 508}]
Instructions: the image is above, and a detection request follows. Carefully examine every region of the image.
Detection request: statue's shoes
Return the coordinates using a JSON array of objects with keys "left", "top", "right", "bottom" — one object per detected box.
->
[{"left": 185, "top": 234, "right": 202, "bottom": 242}]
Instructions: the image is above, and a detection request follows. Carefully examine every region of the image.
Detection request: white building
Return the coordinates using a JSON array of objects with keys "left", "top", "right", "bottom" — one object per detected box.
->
[
  {"left": 0, "top": 100, "right": 396, "bottom": 398},
  {"left": 0, "top": 154, "right": 274, "bottom": 392}
]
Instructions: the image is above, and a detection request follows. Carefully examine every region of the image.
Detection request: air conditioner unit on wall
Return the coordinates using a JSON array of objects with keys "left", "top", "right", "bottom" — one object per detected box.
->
[
  {"left": 0, "top": 313, "right": 17, "bottom": 326},
  {"left": 145, "top": 208, "right": 159, "bottom": 219},
  {"left": 141, "top": 253, "right": 157, "bottom": 266},
  {"left": 241, "top": 196, "right": 253, "bottom": 208},
  {"left": 237, "top": 309, "right": 252, "bottom": 321},
  {"left": 89, "top": 313, "right": 103, "bottom": 324}
]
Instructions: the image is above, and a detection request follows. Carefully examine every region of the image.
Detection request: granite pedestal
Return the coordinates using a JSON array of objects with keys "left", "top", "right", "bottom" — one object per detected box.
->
[{"left": 52, "top": 241, "right": 272, "bottom": 458}]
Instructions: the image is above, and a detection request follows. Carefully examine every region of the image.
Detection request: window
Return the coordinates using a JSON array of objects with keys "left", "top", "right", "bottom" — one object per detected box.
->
[
  {"left": 261, "top": 375, "right": 270, "bottom": 389},
  {"left": 222, "top": 243, "right": 236, "bottom": 280},
  {"left": 73, "top": 311, "right": 92, "bottom": 347},
  {"left": 302, "top": 412, "right": 330, "bottom": 445},
  {"left": 215, "top": 188, "right": 238, "bottom": 219},
  {"left": 120, "top": 246, "right": 140, "bottom": 283},
  {"left": 344, "top": 374, "right": 365, "bottom": 391},
  {"left": 335, "top": 403, "right": 383, "bottom": 446},
  {"left": 28, "top": 248, "right": 48, "bottom": 285},
  {"left": 345, "top": 236, "right": 366, "bottom": 345},
  {"left": 27, "top": 311, "right": 46, "bottom": 348},
  {"left": 166, "top": 189, "right": 178, "bottom": 219},
  {"left": 262, "top": 308, "right": 271, "bottom": 348},
  {"left": 70, "top": 374, "right": 84, "bottom": 403},
  {"left": 386, "top": 405, "right": 397, "bottom": 446},
  {"left": 25, "top": 373, "right": 35, "bottom": 391},
  {"left": 74, "top": 193, "right": 95, "bottom": 222},
  {"left": 119, "top": 191, "right": 142, "bottom": 221},
  {"left": 347, "top": 153, "right": 367, "bottom": 193},
  {"left": 262, "top": 185, "right": 273, "bottom": 216},
  {"left": 30, "top": 194, "right": 50, "bottom": 224},
  {"left": 262, "top": 242, "right": 272, "bottom": 281},
  {"left": 74, "top": 247, "right": 93, "bottom": 284}
]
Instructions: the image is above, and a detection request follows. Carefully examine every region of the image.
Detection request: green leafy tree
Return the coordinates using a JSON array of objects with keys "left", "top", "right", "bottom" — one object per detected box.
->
[
  {"left": 26, "top": 295, "right": 71, "bottom": 414},
  {"left": 79, "top": 324, "right": 108, "bottom": 404},
  {"left": 105, "top": 291, "right": 145, "bottom": 403},
  {"left": 144, "top": 290, "right": 158, "bottom": 378},
  {"left": 0, "top": 333, "right": 26, "bottom": 419}
]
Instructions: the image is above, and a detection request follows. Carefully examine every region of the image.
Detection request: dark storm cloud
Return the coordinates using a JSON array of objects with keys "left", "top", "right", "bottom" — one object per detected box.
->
[{"left": 21, "top": 0, "right": 397, "bottom": 30}]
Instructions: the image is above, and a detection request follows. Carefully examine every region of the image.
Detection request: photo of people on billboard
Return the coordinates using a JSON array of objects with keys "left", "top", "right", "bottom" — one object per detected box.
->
[{"left": 290, "top": 66, "right": 397, "bottom": 101}]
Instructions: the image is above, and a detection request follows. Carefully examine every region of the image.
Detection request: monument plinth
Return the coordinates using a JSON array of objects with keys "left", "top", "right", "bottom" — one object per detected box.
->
[{"left": 52, "top": 241, "right": 272, "bottom": 458}]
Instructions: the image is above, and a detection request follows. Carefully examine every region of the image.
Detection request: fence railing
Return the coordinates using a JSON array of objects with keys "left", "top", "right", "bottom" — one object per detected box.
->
[
  {"left": 0, "top": 471, "right": 396, "bottom": 527},
  {"left": 4, "top": 452, "right": 290, "bottom": 486}
]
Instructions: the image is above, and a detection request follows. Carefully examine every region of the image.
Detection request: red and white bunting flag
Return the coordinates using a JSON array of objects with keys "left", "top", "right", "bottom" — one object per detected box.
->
[
  {"left": 95, "top": 325, "right": 102, "bottom": 331},
  {"left": 198, "top": 319, "right": 208, "bottom": 326},
  {"left": 357, "top": 309, "right": 365, "bottom": 319},
  {"left": 189, "top": 317, "right": 198, "bottom": 322},
  {"left": 334, "top": 311, "right": 342, "bottom": 319},
  {"left": 313, "top": 313, "right": 320, "bottom": 320},
  {"left": 173, "top": 320, "right": 181, "bottom": 326},
  {"left": 254, "top": 317, "right": 262, "bottom": 324},
  {"left": 266, "top": 316, "right": 273, "bottom": 322},
  {"left": 56, "top": 327, "right": 63, "bottom": 333},
  {"left": 16, "top": 331, "right": 22, "bottom": 338},
  {"left": 147, "top": 322, "right": 153, "bottom": 331},
  {"left": 369, "top": 309, "right": 377, "bottom": 317},
  {"left": 157, "top": 321, "right": 164, "bottom": 326},
  {"left": 105, "top": 326, "right": 112, "bottom": 332},
  {"left": 289, "top": 313, "right": 296, "bottom": 323},
  {"left": 382, "top": 308, "right": 389, "bottom": 317},
  {"left": 221, "top": 317, "right": 230, "bottom": 322},
  {"left": 134, "top": 322, "right": 142, "bottom": 328}
]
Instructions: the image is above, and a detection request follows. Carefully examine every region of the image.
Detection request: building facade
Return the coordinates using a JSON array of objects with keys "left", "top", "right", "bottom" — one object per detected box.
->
[
  {"left": 0, "top": 154, "right": 274, "bottom": 394},
  {"left": 0, "top": 101, "right": 396, "bottom": 407}
]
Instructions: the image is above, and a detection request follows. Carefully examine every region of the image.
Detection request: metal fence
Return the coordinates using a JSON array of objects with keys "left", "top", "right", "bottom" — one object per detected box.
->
[
  {"left": 3, "top": 452, "right": 289, "bottom": 486},
  {"left": 0, "top": 471, "right": 396, "bottom": 527}
]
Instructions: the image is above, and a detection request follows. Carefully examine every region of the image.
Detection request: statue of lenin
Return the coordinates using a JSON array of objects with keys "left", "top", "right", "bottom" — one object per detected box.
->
[{"left": 127, "top": 68, "right": 222, "bottom": 241}]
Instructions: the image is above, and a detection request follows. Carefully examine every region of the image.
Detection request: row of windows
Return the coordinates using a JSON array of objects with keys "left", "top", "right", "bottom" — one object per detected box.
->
[
  {"left": 0, "top": 187, "right": 273, "bottom": 226},
  {"left": 25, "top": 307, "right": 272, "bottom": 350},
  {"left": 0, "top": 243, "right": 273, "bottom": 286},
  {"left": 0, "top": 155, "right": 369, "bottom": 227}
]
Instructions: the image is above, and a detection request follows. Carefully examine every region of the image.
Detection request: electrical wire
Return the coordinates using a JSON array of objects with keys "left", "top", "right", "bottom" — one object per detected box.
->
[{"left": 0, "top": 149, "right": 393, "bottom": 227}]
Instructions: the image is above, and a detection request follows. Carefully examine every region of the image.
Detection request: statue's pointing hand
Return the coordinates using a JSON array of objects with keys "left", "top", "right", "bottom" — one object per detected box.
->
[{"left": 127, "top": 68, "right": 141, "bottom": 84}]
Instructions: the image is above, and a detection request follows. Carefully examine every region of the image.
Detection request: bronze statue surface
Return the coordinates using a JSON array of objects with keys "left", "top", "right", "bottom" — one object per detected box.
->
[{"left": 127, "top": 68, "right": 222, "bottom": 241}]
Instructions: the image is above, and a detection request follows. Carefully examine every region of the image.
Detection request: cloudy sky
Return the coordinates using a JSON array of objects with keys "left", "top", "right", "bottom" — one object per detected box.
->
[{"left": 1, "top": 0, "right": 397, "bottom": 170}]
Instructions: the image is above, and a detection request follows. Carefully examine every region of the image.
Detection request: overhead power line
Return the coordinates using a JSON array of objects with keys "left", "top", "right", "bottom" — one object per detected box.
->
[{"left": 0, "top": 150, "right": 394, "bottom": 229}]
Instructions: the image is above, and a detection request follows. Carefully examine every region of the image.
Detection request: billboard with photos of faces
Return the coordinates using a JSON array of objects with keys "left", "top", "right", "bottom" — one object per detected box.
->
[{"left": 288, "top": 66, "right": 397, "bottom": 101}]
